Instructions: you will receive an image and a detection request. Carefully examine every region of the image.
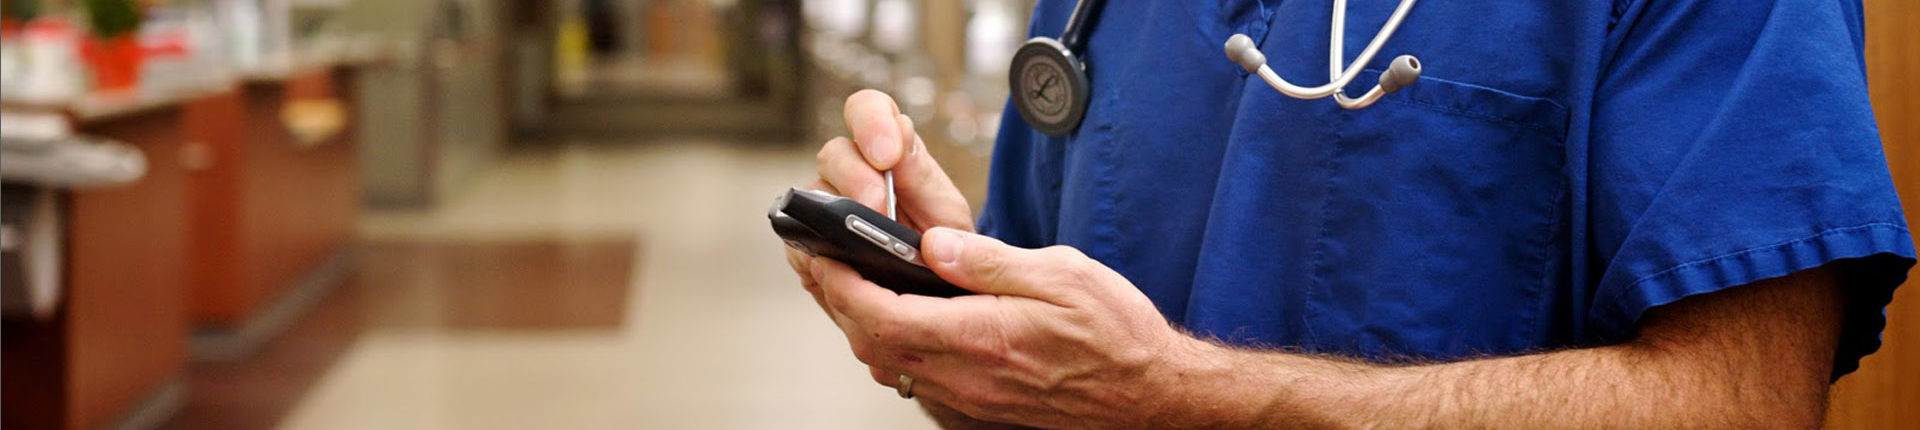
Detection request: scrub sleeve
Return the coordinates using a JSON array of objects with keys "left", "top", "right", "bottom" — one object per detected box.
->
[{"left": 1585, "top": 0, "right": 1912, "bottom": 379}]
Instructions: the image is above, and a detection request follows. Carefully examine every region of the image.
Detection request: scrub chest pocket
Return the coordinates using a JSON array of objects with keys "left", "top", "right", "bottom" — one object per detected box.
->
[{"left": 1304, "top": 72, "right": 1571, "bottom": 359}]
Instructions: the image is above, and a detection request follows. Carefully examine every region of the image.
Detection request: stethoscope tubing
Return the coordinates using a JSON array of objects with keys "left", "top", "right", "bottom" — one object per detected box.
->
[
  {"left": 1011, "top": 0, "right": 1423, "bottom": 136},
  {"left": 1250, "top": 0, "right": 1420, "bottom": 102}
]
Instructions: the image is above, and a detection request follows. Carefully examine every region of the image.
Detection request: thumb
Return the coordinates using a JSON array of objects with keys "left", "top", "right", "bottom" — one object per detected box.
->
[{"left": 921, "top": 227, "right": 1070, "bottom": 300}]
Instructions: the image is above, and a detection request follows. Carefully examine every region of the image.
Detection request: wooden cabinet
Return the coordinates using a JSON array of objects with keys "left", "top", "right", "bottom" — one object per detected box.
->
[
  {"left": 187, "top": 69, "right": 360, "bottom": 333},
  {"left": 0, "top": 66, "right": 365, "bottom": 429},
  {"left": 2, "top": 102, "right": 196, "bottom": 430}
]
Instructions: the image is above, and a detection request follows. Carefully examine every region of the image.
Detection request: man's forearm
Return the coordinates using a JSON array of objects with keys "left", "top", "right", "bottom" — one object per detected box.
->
[
  {"left": 1158, "top": 269, "right": 1842, "bottom": 429},
  {"left": 1176, "top": 343, "right": 1809, "bottom": 428}
]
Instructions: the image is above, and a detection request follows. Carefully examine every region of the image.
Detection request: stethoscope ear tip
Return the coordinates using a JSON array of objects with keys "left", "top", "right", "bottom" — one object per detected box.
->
[
  {"left": 1223, "top": 34, "right": 1266, "bottom": 73},
  {"left": 1380, "top": 55, "right": 1422, "bottom": 94}
]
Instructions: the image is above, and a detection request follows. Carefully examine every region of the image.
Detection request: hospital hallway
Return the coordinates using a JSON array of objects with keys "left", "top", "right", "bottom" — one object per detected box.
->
[
  {"left": 9, "top": 1, "right": 1920, "bottom": 429},
  {"left": 1, "top": 1, "right": 1010, "bottom": 428},
  {"left": 161, "top": 137, "right": 942, "bottom": 429}
]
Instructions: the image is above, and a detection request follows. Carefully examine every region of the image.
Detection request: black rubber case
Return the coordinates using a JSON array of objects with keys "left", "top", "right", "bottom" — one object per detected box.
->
[{"left": 769, "top": 188, "right": 971, "bottom": 298}]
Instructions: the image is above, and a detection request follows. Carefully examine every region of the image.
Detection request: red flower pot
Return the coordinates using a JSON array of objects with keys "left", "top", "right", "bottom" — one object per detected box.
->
[{"left": 81, "top": 35, "right": 144, "bottom": 92}]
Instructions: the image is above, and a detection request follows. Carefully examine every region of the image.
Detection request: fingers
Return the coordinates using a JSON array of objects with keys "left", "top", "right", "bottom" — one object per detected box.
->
[
  {"left": 920, "top": 228, "right": 1099, "bottom": 303},
  {"left": 801, "top": 178, "right": 840, "bottom": 196},
  {"left": 811, "top": 257, "right": 908, "bottom": 328},
  {"left": 813, "top": 257, "right": 977, "bottom": 353},
  {"left": 871, "top": 360, "right": 1058, "bottom": 427},
  {"left": 787, "top": 180, "right": 845, "bottom": 321},
  {"left": 815, "top": 137, "right": 888, "bottom": 210},
  {"left": 844, "top": 89, "right": 907, "bottom": 170},
  {"left": 785, "top": 248, "right": 824, "bottom": 298},
  {"left": 891, "top": 114, "right": 976, "bottom": 231},
  {"left": 824, "top": 90, "right": 973, "bottom": 229}
]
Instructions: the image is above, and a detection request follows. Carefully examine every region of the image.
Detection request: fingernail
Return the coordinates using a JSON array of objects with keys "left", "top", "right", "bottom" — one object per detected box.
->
[{"left": 928, "top": 228, "right": 962, "bottom": 266}]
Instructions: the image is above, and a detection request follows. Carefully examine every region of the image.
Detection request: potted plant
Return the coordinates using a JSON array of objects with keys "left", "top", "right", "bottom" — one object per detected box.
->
[
  {"left": 80, "top": 0, "right": 144, "bottom": 92},
  {"left": 2, "top": 0, "right": 44, "bottom": 35}
]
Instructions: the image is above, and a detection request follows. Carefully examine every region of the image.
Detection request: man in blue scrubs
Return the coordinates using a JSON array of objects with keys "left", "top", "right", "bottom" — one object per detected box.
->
[{"left": 786, "top": 0, "right": 1912, "bottom": 427}]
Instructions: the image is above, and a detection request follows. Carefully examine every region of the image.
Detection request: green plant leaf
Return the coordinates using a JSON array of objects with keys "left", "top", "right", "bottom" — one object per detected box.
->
[{"left": 83, "top": 0, "right": 143, "bottom": 38}]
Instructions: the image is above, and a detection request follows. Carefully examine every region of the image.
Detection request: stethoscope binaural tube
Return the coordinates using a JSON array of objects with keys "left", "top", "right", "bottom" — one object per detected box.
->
[
  {"left": 1057, "top": 0, "right": 1102, "bottom": 52},
  {"left": 1224, "top": 0, "right": 1424, "bottom": 110}
]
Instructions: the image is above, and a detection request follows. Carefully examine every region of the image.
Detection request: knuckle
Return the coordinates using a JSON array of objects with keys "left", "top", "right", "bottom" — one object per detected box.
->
[
  {"left": 1042, "top": 245, "right": 1089, "bottom": 261},
  {"left": 1061, "top": 266, "right": 1099, "bottom": 291},
  {"left": 794, "top": 270, "right": 818, "bottom": 289},
  {"left": 1041, "top": 246, "right": 1100, "bottom": 288},
  {"left": 951, "top": 320, "right": 1011, "bottom": 363},
  {"left": 822, "top": 291, "right": 853, "bottom": 317},
  {"left": 868, "top": 367, "right": 892, "bottom": 386},
  {"left": 783, "top": 250, "right": 808, "bottom": 273},
  {"left": 973, "top": 251, "right": 1008, "bottom": 285},
  {"left": 804, "top": 178, "right": 835, "bottom": 196},
  {"left": 814, "top": 141, "right": 838, "bottom": 166},
  {"left": 816, "top": 139, "right": 855, "bottom": 173},
  {"left": 848, "top": 339, "right": 883, "bottom": 365},
  {"left": 955, "top": 341, "right": 1011, "bottom": 368}
]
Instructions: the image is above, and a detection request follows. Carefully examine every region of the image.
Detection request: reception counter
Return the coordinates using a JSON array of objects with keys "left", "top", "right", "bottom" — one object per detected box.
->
[{"left": 1, "top": 59, "right": 370, "bottom": 429}]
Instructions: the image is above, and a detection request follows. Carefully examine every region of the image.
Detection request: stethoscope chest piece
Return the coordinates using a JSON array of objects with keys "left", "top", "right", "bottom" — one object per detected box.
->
[{"left": 1010, "top": 37, "right": 1091, "bottom": 137}]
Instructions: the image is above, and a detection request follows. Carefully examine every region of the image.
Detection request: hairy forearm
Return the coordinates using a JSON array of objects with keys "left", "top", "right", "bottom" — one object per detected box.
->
[
  {"left": 1161, "top": 269, "right": 1841, "bottom": 429},
  {"left": 1179, "top": 343, "right": 1811, "bottom": 428}
]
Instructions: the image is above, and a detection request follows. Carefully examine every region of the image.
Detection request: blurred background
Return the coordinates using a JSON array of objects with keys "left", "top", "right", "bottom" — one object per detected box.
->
[{"left": 0, "top": 0, "right": 1915, "bottom": 429}]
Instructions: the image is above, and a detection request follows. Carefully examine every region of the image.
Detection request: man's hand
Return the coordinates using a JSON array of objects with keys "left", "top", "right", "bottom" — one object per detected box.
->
[
  {"left": 818, "top": 226, "right": 1845, "bottom": 429},
  {"left": 800, "top": 89, "right": 973, "bottom": 231},
  {"left": 813, "top": 227, "right": 1203, "bottom": 429},
  {"left": 785, "top": 89, "right": 975, "bottom": 319},
  {"left": 783, "top": 90, "right": 1002, "bottom": 428}
]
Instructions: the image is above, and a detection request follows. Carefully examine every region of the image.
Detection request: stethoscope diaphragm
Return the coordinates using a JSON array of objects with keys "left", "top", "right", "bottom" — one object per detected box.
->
[{"left": 1009, "top": 37, "right": 1091, "bottom": 137}]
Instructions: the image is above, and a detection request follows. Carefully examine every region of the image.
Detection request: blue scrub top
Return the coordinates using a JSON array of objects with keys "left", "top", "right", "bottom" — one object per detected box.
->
[{"left": 979, "top": 0, "right": 1913, "bottom": 378}]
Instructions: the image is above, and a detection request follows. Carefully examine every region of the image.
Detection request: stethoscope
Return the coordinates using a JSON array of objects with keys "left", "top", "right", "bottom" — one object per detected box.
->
[{"left": 1010, "top": 0, "right": 1425, "bottom": 136}]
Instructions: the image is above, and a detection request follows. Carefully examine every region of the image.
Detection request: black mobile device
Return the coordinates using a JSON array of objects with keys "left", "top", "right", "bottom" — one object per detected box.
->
[{"left": 769, "top": 188, "right": 972, "bottom": 298}]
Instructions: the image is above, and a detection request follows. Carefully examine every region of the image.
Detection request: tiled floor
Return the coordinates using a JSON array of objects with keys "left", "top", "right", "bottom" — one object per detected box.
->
[{"left": 175, "top": 140, "right": 941, "bottom": 429}]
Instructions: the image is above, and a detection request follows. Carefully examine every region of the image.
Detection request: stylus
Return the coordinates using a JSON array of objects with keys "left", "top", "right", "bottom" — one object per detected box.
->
[{"left": 885, "top": 170, "right": 897, "bottom": 221}]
